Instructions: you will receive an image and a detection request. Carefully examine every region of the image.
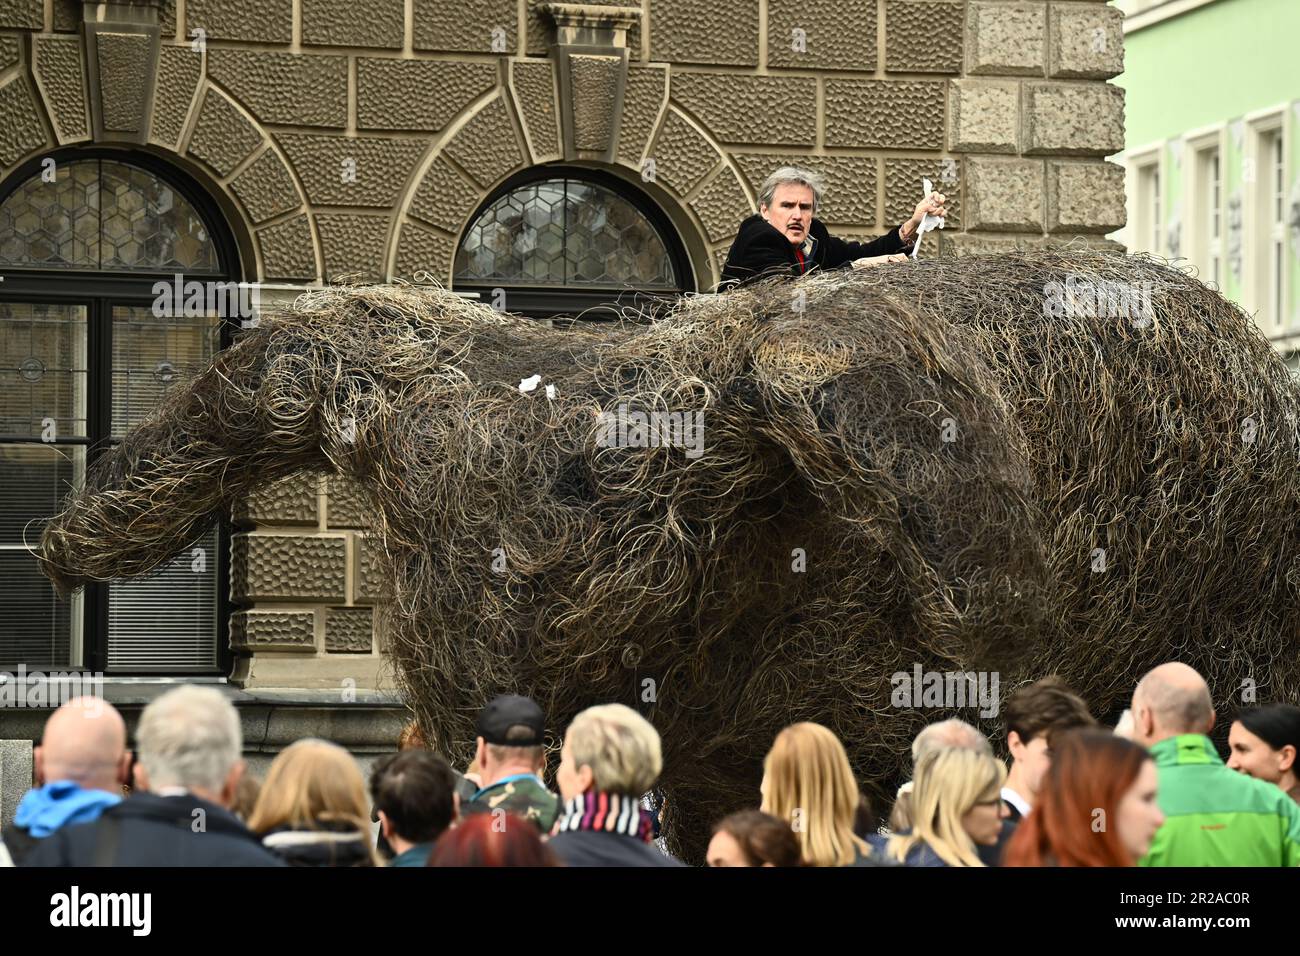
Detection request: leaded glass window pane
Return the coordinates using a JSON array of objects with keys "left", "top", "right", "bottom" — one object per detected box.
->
[
  {"left": 0, "top": 302, "right": 88, "bottom": 439},
  {"left": 455, "top": 178, "right": 677, "bottom": 289},
  {"left": 0, "top": 159, "right": 220, "bottom": 273}
]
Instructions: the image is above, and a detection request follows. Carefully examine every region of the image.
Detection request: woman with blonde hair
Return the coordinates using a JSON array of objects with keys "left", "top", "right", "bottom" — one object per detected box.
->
[
  {"left": 760, "top": 723, "right": 877, "bottom": 866},
  {"left": 885, "top": 746, "right": 1008, "bottom": 867},
  {"left": 248, "top": 739, "right": 378, "bottom": 867}
]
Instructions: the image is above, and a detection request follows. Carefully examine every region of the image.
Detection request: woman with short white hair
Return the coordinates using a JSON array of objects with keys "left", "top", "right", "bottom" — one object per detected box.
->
[{"left": 548, "top": 704, "right": 684, "bottom": 867}]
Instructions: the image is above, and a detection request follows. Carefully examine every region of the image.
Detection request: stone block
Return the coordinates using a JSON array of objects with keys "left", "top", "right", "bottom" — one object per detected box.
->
[
  {"left": 646, "top": 108, "right": 721, "bottom": 196},
  {"left": 230, "top": 610, "right": 317, "bottom": 652},
  {"left": 885, "top": 0, "right": 963, "bottom": 73},
  {"left": 53, "top": 0, "right": 77, "bottom": 32},
  {"left": 443, "top": 96, "right": 524, "bottom": 189},
  {"left": 187, "top": 88, "right": 263, "bottom": 178},
  {"left": 150, "top": 44, "right": 203, "bottom": 151},
  {"left": 0, "top": 0, "right": 40, "bottom": 30},
  {"left": 733, "top": 152, "right": 877, "bottom": 225},
  {"left": 949, "top": 78, "right": 1018, "bottom": 153},
  {"left": 651, "top": 0, "right": 758, "bottom": 66},
  {"left": 1050, "top": 4, "right": 1124, "bottom": 79},
  {"left": 408, "top": 154, "right": 482, "bottom": 233},
  {"left": 0, "top": 739, "right": 34, "bottom": 832},
  {"left": 414, "top": 0, "right": 515, "bottom": 53},
  {"left": 236, "top": 472, "right": 320, "bottom": 526},
  {"left": 570, "top": 53, "right": 621, "bottom": 152},
  {"left": 511, "top": 59, "right": 560, "bottom": 161},
  {"left": 207, "top": 49, "right": 348, "bottom": 128},
  {"left": 768, "top": 0, "right": 876, "bottom": 72},
  {"left": 967, "top": 1, "right": 1045, "bottom": 76},
  {"left": 257, "top": 214, "right": 317, "bottom": 281},
  {"left": 616, "top": 65, "right": 667, "bottom": 168},
  {"left": 1047, "top": 160, "right": 1126, "bottom": 234},
  {"left": 354, "top": 533, "right": 386, "bottom": 604},
  {"left": 230, "top": 533, "right": 348, "bottom": 603},
  {"left": 671, "top": 72, "right": 816, "bottom": 146},
  {"left": 690, "top": 166, "right": 753, "bottom": 243},
  {"left": 95, "top": 32, "right": 152, "bottom": 133},
  {"left": 277, "top": 133, "right": 428, "bottom": 207},
  {"left": 229, "top": 147, "right": 302, "bottom": 224},
  {"left": 302, "top": 0, "right": 403, "bottom": 48},
  {"left": 885, "top": 157, "right": 961, "bottom": 229},
  {"left": 325, "top": 608, "right": 374, "bottom": 653},
  {"left": 187, "top": 0, "right": 292, "bottom": 43},
  {"left": 0, "top": 76, "right": 44, "bottom": 168},
  {"left": 33, "top": 35, "right": 88, "bottom": 142},
  {"left": 0, "top": 34, "right": 19, "bottom": 71},
  {"left": 938, "top": 232, "right": 1048, "bottom": 257},
  {"left": 359, "top": 58, "right": 497, "bottom": 133},
  {"left": 326, "top": 475, "right": 374, "bottom": 529},
  {"left": 824, "top": 79, "right": 945, "bottom": 149},
  {"left": 394, "top": 221, "right": 456, "bottom": 284},
  {"left": 316, "top": 213, "right": 391, "bottom": 282},
  {"left": 965, "top": 156, "right": 1044, "bottom": 232},
  {"left": 1023, "top": 81, "right": 1124, "bottom": 156}
]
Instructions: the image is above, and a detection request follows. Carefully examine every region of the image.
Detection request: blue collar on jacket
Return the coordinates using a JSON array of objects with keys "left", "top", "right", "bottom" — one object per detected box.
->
[{"left": 14, "top": 780, "right": 122, "bottom": 838}]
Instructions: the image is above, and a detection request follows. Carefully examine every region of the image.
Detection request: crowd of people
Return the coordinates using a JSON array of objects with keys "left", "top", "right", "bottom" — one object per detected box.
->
[{"left": 1, "top": 660, "right": 1297, "bottom": 867}]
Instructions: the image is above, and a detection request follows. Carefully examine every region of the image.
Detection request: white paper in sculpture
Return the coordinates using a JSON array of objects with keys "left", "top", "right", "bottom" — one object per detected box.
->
[{"left": 911, "top": 177, "right": 946, "bottom": 260}]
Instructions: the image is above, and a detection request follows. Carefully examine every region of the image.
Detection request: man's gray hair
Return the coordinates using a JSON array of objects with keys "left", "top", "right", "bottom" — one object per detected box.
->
[
  {"left": 137, "top": 685, "right": 242, "bottom": 793},
  {"left": 757, "top": 166, "right": 826, "bottom": 214},
  {"left": 911, "top": 718, "right": 993, "bottom": 769}
]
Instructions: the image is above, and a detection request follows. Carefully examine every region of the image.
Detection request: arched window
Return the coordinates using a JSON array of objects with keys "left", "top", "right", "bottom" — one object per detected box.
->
[
  {"left": 453, "top": 168, "right": 692, "bottom": 320},
  {"left": 0, "top": 152, "right": 239, "bottom": 675}
]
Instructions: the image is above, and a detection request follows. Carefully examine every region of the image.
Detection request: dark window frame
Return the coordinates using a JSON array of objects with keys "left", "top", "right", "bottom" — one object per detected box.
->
[
  {"left": 453, "top": 165, "right": 695, "bottom": 322},
  {"left": 0, "top": 148, "right": 241, "bottom": 677}
]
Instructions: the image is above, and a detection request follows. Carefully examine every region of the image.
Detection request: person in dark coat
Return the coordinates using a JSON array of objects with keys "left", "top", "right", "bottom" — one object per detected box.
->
[
  {"left": 719, "top": 165, "right": 947, "bottom": 288},
  {"left": 23, "top": 686, "right": 282, "bottom": 867},
  {"left": 548, "top": 704, "right": 684, "bottom": 867},
  {"left": 1, "top": 696, "right": 131, "bottom": 867}
]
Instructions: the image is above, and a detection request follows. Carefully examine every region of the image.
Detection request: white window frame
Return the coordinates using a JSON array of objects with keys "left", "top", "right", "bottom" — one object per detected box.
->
[
  {"left": 1244, "top": 108, "right": 1288, "bottom": 333},
  {"left": 1184, "top": 127, "right": 1226, "bottom": 289},
  {"left": 1125, "top": 144, "right": 1163, "bottom": 256}
]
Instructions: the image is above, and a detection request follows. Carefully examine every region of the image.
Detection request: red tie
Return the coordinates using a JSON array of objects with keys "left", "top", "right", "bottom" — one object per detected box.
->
[{"left": 794, "top": 247, "right": 805, "bottom": 273}]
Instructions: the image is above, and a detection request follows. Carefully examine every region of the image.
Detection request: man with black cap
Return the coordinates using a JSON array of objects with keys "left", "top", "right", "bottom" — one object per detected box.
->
[{"left": 462, "top": 694, "right": 560, "bottom": 834}]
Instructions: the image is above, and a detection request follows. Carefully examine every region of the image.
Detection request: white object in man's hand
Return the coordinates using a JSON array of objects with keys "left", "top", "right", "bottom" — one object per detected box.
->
[
  {"left": 908, "top": 179, "right": 947, "bottom": 259},
  {"left": 852, "top": 254, "right": 909, "bottom": 269}
]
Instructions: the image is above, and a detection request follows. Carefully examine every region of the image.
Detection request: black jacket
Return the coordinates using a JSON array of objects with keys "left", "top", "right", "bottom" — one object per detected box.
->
[
  {"left": 547, "top": 830, "right": 685, "bottom": 867},
  {"left": 720, "top": 215, "right": 911, "bottom": 288},
  {"left": 22, "top": 792, "right": 284, "bottom": 867},
  {"left": 261, "top": 820, "right": 375, "bottom": 867}
]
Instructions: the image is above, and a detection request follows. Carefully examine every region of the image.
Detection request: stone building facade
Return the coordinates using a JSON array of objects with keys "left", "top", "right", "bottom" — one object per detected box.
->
[{"left": 0, "top": 0, "right": 1126, "bottom": 820}]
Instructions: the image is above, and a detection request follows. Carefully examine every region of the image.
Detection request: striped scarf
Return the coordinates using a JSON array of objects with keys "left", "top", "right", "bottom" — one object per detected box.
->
[{"left": 553, "top": 791, "right": 654, "bottom": 843}]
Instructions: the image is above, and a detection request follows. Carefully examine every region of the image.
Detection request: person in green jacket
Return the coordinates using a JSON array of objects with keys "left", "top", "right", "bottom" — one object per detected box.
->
[{"left": 1129, "top": 662, "right": 1300, "bottom": 867}]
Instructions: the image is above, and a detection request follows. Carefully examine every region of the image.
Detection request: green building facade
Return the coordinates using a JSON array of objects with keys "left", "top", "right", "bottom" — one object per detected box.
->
[{"left": 1115, "top": 0, "right": 1300, "bottom": 368}]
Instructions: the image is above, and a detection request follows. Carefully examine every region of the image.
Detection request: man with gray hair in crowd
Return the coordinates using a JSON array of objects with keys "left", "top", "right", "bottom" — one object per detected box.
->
[
  {"left": 24, "top": 685, "right": 282, "bottom": 867},
  {"left": 719, "top": 165, "right": 946, "bottom": 288},
  {"left": 1131, "top": 661, "right": 1300, "bottom": 866}
]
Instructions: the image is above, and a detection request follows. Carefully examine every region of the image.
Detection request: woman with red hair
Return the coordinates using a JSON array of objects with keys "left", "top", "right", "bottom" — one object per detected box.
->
[
  {"left": 426, "top": 812, "right": 558, "bottom": 867},
  {"left": 1004, "top": 729, "right": 1164, "bottom": 867}
]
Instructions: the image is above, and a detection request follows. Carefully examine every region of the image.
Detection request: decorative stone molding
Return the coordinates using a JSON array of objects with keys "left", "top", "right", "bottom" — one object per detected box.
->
[
  {"left": 80, "top": 0, "right": 164, "bottom": 143},
  {"left": 539, "top": 3, "right": 641, "bottom": 162}
]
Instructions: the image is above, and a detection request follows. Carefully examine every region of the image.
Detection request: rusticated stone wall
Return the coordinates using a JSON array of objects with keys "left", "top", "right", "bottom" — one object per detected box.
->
[{"left": 0, "top": 0, "right": 1128, "bottom": 689}]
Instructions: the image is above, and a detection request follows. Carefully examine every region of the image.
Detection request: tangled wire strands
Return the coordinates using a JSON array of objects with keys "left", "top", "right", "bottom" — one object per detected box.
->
[{"left": 36, "top": 251, "right": 1300, "bottom": 861}]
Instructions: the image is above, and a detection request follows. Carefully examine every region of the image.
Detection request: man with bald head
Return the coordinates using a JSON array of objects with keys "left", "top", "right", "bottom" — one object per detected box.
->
[
  {"left": 1132, "top": 662, "right": 1300, "bottom": 866},
  {"left": 1, "top": 697, "right": 130, "bottom": 866}
]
